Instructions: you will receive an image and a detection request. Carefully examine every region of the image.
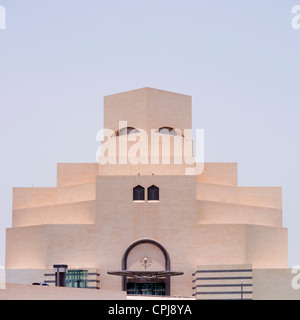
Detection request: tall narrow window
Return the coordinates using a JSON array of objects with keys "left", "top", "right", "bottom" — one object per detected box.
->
[
  {"left": 133, "top": 185, "right": 145, "bottom": 201},
  {"left": 148, "top": 185, "right": 159, "bottom": 201}
]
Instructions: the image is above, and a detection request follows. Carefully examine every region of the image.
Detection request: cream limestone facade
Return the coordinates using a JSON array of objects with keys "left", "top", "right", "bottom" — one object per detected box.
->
[{"left": 3, "top": 88, "right": 299, "bottom": 300}]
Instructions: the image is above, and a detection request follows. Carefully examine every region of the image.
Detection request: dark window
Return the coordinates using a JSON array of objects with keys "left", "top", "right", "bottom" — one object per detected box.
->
[
  {"left": 133, "top": 185, "right": 145, "bottom": 201},
  {"left": 127, "top": 283, "right": 165, "bottom": 296},
  {"left": 158, "top": 127, "right": 177, "bottom": 136},
  {"left": 148, "top": 185, "right": 159, "bottom": 201},
  {"left": 116, "top": 127, "right": 139, "bottom": 136},
  {"left": 66, "top": 270, "right": 88, "bottom": 288}
]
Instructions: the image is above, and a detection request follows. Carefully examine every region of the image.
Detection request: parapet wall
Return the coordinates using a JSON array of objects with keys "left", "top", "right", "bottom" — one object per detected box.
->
[{"left": 0, "top": 283, "right": 126, "bottom": 300}]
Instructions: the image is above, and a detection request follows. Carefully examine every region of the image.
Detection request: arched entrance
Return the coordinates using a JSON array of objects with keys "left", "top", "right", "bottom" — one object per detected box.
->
[{"left": 122, "top": 239, "right": 171, "bottom": 296}]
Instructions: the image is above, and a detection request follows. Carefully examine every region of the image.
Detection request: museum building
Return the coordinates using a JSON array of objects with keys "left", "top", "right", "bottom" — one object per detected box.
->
[{"left": 3, "top": 88, "right": 298, "bottom": 300}]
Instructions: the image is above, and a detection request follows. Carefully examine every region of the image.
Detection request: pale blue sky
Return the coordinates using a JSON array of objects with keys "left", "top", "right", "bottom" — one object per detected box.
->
[{"left": 0, "top": 0, "right": 300, "bottom": 267}]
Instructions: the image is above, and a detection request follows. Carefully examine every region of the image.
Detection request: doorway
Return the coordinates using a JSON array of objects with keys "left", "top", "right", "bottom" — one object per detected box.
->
[
  {"left": 127, "top": 282, "right": 166, "bottom": 296},
  {"left": 122, "top": 239, "right": 171, "bottom": 296}
]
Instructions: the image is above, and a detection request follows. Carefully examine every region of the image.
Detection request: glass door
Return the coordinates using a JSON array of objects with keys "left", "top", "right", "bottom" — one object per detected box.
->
[{"left": 127, "top": 283, "right": 165, "bottom": 296}]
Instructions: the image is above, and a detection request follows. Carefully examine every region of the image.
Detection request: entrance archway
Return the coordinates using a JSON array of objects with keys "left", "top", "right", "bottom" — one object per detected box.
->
[{"left": 121, "top": 239, "right": 171, "bottom": 296}]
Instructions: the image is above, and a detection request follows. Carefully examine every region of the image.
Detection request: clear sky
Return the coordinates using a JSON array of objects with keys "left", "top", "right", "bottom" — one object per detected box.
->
[{"left": 0, "top": 0, "right": 300, "bottom": 267}]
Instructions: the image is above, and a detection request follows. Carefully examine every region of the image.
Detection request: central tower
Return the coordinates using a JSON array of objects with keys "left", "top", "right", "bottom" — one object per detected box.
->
[{"left": 98, "top": 87, "right": 197, "bottom": 176}]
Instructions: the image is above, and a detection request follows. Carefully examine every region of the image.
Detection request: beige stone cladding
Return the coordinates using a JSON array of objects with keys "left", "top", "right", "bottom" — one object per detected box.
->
[
  {"left": 95, "top": 175, "right": 198, "bottom": 297},
  {"left": 4, "top": 88, "right": 290, "bottom": 299},
  {"left": 12, "top": 172, "right": 97, "bottom": 227},
  {"left": 244, "top": 225, "right": 288, "bottom": 268},
  {"left": 197, "top": 201, "right": 282, "bottom": 227},
  {"left": 194, "top": 265, "right": 300, "bottom": 300},
  {"left": 57, "top": 163, "right": 99, "bottom": 187},
  {"left": 12, "top": 201, "right": 95, "bottom": 227},
  {"left": 6, "top": 225, "right": 48, "bottom": 269},
  {"left": 196, "top": 163, "right": 238, "bottom": 186},
  {"left": 193, "top": 225, "right": 287, "bottom": 268},
  {"left": 98, "top": 163, "right": 191, "bottom": 176},
  {"left": 197, "top": 182, "right": 282, "bottom": 209},
  {"left": 6, "top": 168, "right": 287, "bottom": 297},
  {"left": 104, "top": 87, "right": 192, "bottom": 135},
  {"left": 6, "top": 225, "right": 99, "bottom": 269},
  {"left": 6, "top": 269, "right": 51, "bottom": 286},
  {"left": 13, "top": 182, "right": 95, "bottom": 209},
  {"left": 252, "top": 269, "right": 300, "bottom": 300},
  {"left": 0, "top": 284, "right": 125, "bottom": 300},
  {"left": 6, "top": 268, "right": 100, "bottom": 289},
  {"left": 194, "top": 264, "right": 253, "bottom": 300},
  {"left": 99, "top": 88, "right": 194, "bottom": 170},
  {"left": 193, "top": 265, "right": 300, "bottom": 300}
]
